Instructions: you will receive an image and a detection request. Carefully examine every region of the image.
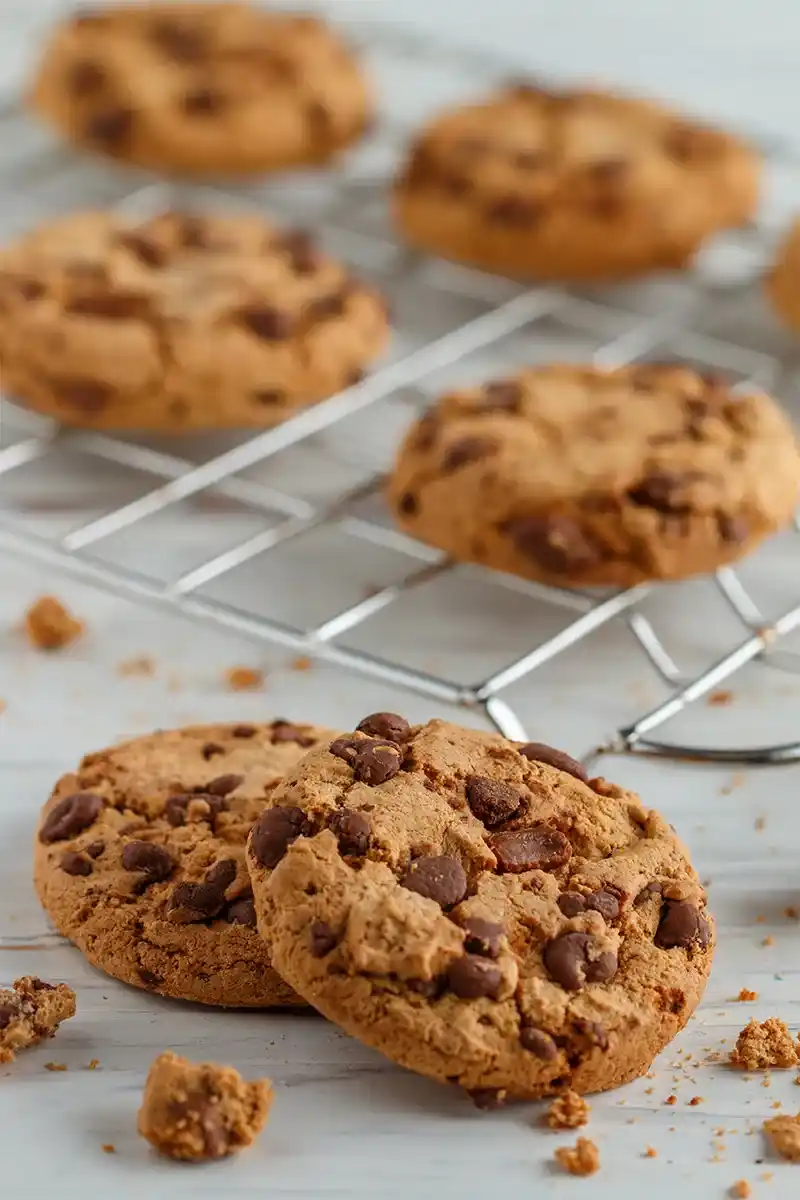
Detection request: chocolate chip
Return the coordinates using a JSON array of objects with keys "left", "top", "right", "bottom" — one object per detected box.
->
[
  {"left": 271, "top": 721, "right": 316, "bottom": 747},
  {"left": 167, "top": 859, "right": 237, "bottom": 923},
  {"left": 587, "top": 890, "right": 620, "bottom": 921},
  {"left": 329, "top": 735, "right": 361, "bottom": 765},
  {"left": 520, "top": 1026, "right": 558, "bottom": 1059},
  {"left": 558, "top": 891, "right": 586, "bottom": 917},
  {"left": 86, "top": 840, "right": 105, "bottom": 859},
  {"left": 201, "top": 742, "right": 224, "bottom": 761},
  {"left": 250, "top": 806, "right": 307, "bottom": 868},
  {"left": 443, "top": 437, "right": 495, "bottom": 473},
  {"left": 151, "top": 19, "right": 207, "bottom": 62},
  {"left": 627, "top": 471, "right": 695, "bottom": 513},
  {"left": 205, "top": 774, "right": 243, "bottom": 797},
  {"left": 117, "top": 232, "right": 167, "bottom": 268},
  {"left": 399, "top": 491, "right": 418, "bottom": 516},
  {"left": 519, "top": 742, "right": 588, "bottom": 784},
  {"left": 0, "top": 274, "right": 45, "bottom": 301},
  {"left": 60, "top": 850, "right": 92, "bottom": 877},
  {"left": 486, "top": 195, "right": 542, "bottom": 226},
  {"left": 634, "top": 880, "right": 662, "bottom": 906},
  {"left": 588, "top": 157, "right": 628, "bottom": 181},
  {"left": 328, "top": 808, "right": 371, "bottom": 856},
  {"left": 182, "top": 88, "right": 225, "bottom": 116},
  {"left": 490, "top": 826, "right": 572, "bottom": 873},
  {"left": 121, "top": 841, "right": 175, "bottom": 882},
  {"left": 237, "top": 305, "right": 294, "bottom": 341},
  {"left": 718, "top": 513, "right": 749, "bottom": 543},
  {"left": 353, "top": 741, "right": 401, "bottom": 785},
  {"left": 39, "top": 792, "right": 102, "bottom": 844},
  {"left": 65, "top": 291, "right": 150, "bottom": 320},
  {"left": 277, "top": 229, "right": 323, "bottom": 275},
  {"left": 52, "top": 378, "right": 113, "bottom": 413},
  {"left": 86, "top": 107, "right": 134, "bottom": 148},
  {"left": 137, "top": 968, "right": 163, "bottom": 989},
  {"left": 504, "top": 515, "right": 602, "bottom": 573},
  {"left": 68, "top": 59, "right": 106, "bottom": 98},
  {"left": 573, "top": 1017, "right": 609, "bottom": 1049},
  {"left": 447, "top": 954, "right": 503, "bottom": 999},
  {"left": 400, "top": 855, "right": 467, "bottom": 909},
  {"left": 309, "top": 920, "right": 338, "bottom": 957},
  {"left": 655, "top": 900, "right": 711, "bottom": 950},
  {"left": 465, "top": 775, "right": 524, "bottom": 827},
  {"left": 515, "top": 149, "right": 547, "bottom": 168},
  {"left": 356, "top": 713, "right": 411, "bottom": 744},
  {"left": 0, "top": 1003, "right": 19, "bottom": 1030},
  {"left": 543, "top": 931, "right": 618, "bottom": 991},
  {"left": 226, "top": 897, "right": 256, "bottom": 927},
  {"left": 482, "top": 380, "right": 523, "bottom": 412},
  {"left": 232, "top": 724, "right": 256, "bottom": 738},
  {"left": 459, "top": 916, "right": 503, "bottom": 958},
  {"left": 309, "top": 292, "right": 347, "bottom": 320}
]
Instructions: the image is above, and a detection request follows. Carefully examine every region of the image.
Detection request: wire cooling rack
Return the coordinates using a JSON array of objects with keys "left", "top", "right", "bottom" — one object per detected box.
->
[{"left": 0, "top": 15, "right": 799, "bottom": 765}]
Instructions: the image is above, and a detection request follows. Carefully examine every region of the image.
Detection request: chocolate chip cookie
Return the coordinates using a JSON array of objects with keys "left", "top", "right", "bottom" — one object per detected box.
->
[
  {"left": 30, "top": 3, "right": 372, "bottom": 176},
  {"left": 394, "top": 84, "right": 759, "bottom": 280},
  {"left": 386, "top": 364, "right": 800, "bottom": 587},
  {"left": 766, "top": 219, "right": 800, "bottom": 332},
  {"left": 34, "top": 719, "right": 334, "bottom": 1007},
  {"left": 0, "top": 209, "right": 388, "bottom": 432},
  {"left": 247, "top": 715, "right": 714, "bottom": 1102}
]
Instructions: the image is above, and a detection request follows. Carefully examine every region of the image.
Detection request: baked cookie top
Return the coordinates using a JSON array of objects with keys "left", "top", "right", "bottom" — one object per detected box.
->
[
  {"left": 34, "top": 719, "right": 334, "bottom": 1008},
  {"left": 247, "top": 715, "right": 714, "bottom": 1102},
  {"left": 0, "top": 209, "right": 388, "bottom": 431},
  {"left": 386, "top": 364, "right": 800, "bottom": 586},
  {"left": 393, "top": 84, "right": 759, "bottom": 279},
  {"left": 30, "top": 2, "right": 372, "bottom": 174}
]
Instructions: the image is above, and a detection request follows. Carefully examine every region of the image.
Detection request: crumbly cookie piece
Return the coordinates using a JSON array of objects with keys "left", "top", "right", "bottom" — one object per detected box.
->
[
  {"left": 138, "top": 1051, "right": 272, "bottom": 1161},
  {"left": 30, "top": 3, "right": 372, "bottom": 176},
  {"left": 764, "top": 1113, "right": 800, "bottom": 1162},
  {"left": 766, "top": 219, "right": 800, "bottom": 332},
  {"left": 23, "top": 596, "right": 84, "bottom": 651},
  {"left": 34, "top": 719, "right": 334, "bottom": 1008},
  {"left": 387, "top": 364, "right": 800, "bottom": 588},
  {"left": 730, "top": 1018, "right": 800, "bottom": 1070},
  {"left": 0, "top": 976, "right": 76, "bottom": 1063},
  {"left": 546, "top": 1090, "right": 589, "bottom": 1129},
  {"left": 246, "top": 714, "right": 713, "bottom": 1102},
  {"left": 394, "top": 83, "right": 759, "bottom": 280},
  {"left": 0, "top": 209, "right": 388, "bottom": 433},
  {"left": 554, "top": 1137, "right": 601, "bottom": 1176}
]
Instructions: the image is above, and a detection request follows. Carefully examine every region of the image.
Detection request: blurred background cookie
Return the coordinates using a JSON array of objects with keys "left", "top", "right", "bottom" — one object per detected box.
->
[
  {"left": 29, "top": 2, "right": 373, "bottom": 176},
  {"left": 765, "top": 218, "right": 800, "bottom": 332}
]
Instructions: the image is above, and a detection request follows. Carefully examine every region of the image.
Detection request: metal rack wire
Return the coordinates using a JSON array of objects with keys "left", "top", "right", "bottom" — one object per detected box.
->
[{"left": 0, "top": 16, "right": 798, "bottom": 765}]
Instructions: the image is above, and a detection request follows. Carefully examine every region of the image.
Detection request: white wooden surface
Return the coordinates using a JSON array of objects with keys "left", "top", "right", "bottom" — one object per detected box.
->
[{"left": 1, "top": 3, "right": 800, "bottom": 1197}]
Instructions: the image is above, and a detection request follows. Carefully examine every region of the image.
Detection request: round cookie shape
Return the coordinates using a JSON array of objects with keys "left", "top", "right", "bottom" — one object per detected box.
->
[
  {"left": 386, "top": 364, "right": 800, "bottom": 587},
  {"left": 766, "top": 219, "right": 800, "bottom": 332},
  {"left": 35, "top": 719, "right": 335, "bottom": 1007},
  {"left": 30, "top": 3, "right": 372, "bottom": 176},
  {"left": 247, "top": 715, "right": 714, "bottom": 1102},
  {"left": 393, "top": 84, "right": 760, "bottom": 280},
  {"left": 0, "top": 209, "right": 388, "bottom": 432}
]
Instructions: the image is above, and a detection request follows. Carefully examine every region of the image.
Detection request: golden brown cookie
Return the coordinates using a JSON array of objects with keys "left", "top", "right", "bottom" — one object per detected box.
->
[
  {"left": 386, "top": 364, "right": 800, "bottom": 587},
  {"left": 394, "top": 84, "right": 759, "bottom": 280},
  {"left": 0, "top": 209, "right": 388, "bottom": 433},
  {"left": 30, "top": 2, "right": 372, "bottom": 176},
  {"left": 34, "top": 719, "right": 335, "bottom": 1008},
  {"left": 765, "top": 219, "right": 800, "bottom": 332},
  {"left": 247, "top": 715, "right": 714, "bottom": 1103}
]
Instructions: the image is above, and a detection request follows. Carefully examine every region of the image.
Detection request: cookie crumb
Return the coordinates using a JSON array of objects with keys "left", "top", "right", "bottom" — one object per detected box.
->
[
  {"left": 754, "top": 816, "right": 766, "bottom": 831},
  {"left": 734, "top": 989, "right": 759, "bottom": 1002},
  {"left": 785, "top": 907, "right": 799, "bottom": 921},
  {"left": 644, "top": 1146, "right": 658, "bottom": 1158},
  {"left": 224, "top": 666, "right": 264, "bottom": 692},
  {"left": 688, "top": 1095, "right": 704, "bottom": 1106},
  {"left": 87, "top": 1058, "right": 100, "bottom": 1070},
  {"left": 545, "top": 1091, "right": 589, "bottom": 1129},
  {"left": 44, "top": 1061, "right": 67, "bottom": 1072},
  {"left": 117, "top": 655, "right": 156, "bottom": 678},
  {"left": 101, "top": 1144, "right": 115, "bottom": 1155},
  {"left": 23, "top": 596, "right": 83, "bottom": 651},
  {"left": 554, "top": 1137, "right": 600, "bottom": 1177},
  {"left": 665, "top": 1094, "right": 677, "bottom": 1105},
  {"left": 764, "top": 1112, "right": 800, "bottom": 1161},
  {"left": 708, "top": 689, "right": 734, "bottom": 706},
  {"left": 137, "top": 1051, "right": 273, "bottom": 1162},
  {"left": 730, "top": 1019, "right": 799, "bottom": 1070},
  {"left": 762, "top": 935, "right": 775, "bottom": 947},
  {"left": 730, "top": 1182, "right": 751, "bottom": 1198},
  {"left": 0, "top": 977, "right": 76, "bottom": 1063},
  {"left": 291, "top": 656, "right": 312, "bottom": 672}
]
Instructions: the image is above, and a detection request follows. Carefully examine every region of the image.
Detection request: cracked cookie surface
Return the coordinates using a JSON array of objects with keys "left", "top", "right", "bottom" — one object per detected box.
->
[
  {"left": 30, "top": 2, "right": 372, "bottom": 176},
  {"left": 386, "top": 363, "right": 800, "bottom": 587},
  {"left": 34, "top": 719, "right": 334, "bottom": 1007},
  {"left": 0, "top": 209, "right": 388, "bottom": 433},
  {"left": 393, "top": 83, "right": 759, "bottom": 280},
  {"left": 247, "top": 715, "right": 714, "bottom": 1101}
]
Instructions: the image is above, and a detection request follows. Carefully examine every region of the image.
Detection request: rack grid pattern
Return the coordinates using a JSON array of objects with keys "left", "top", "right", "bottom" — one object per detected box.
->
[{"left": 0, "top": 16, "right": 799, "bottom": 765}]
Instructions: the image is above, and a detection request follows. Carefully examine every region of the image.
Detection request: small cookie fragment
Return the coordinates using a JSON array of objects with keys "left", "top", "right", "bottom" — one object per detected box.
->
[
  {"left": 24, "top": 596, "right": 84, "bottom": 651},
  {"left": 730, "top": 1018, "right": 800, "bottom": 1070},
  {"left": 546, "top": 1091, "right": 590, "bottom": 1129},
  {"left": 0, "top": 976, "right": 76, "bottom": 1063},
  {"left": 554, "top": 1137, "right": 600, "bottom": 1176},
  {"left": 764, "top": 1112, "right": 800, "bottom": 1161},
  {"left": 224, "top": 667, "right": 264, "bottom": 692},
  {"left": 730, "top": 1183, "right": 751, "bottom": 1199},
  {"left": 137, "top": 1051, "right": 273, "bottom": 1162}
]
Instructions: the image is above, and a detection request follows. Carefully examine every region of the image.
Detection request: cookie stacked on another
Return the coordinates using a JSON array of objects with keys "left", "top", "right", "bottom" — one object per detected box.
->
[{"left": 246, "top": 714, "right": 714, "bottom": 1102}]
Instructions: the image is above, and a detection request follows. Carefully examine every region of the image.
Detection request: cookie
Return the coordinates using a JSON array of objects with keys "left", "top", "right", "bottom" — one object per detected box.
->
[
  {"left": 138, "top": 1051, "right": 273, "bottom": 1161},
  {"left": 0, "top": 209, "right": 388, "bottom": 433},
  {"left": 247, "top": 715, "right": 714, "bottom": 1102},
  {"left": 34, "top": 719, "right": 334, "bottom": 1008},
  {"left": 0, "top": 977, "right": 76, "bottom": 1064},
  {"left": 386, "top": 364, "right": 800, "bottom": 587},
  {"left": 765, "top": 219, "right": 800, "bottom": 332},
  {"left": 393, "top": 84, "right": 759, "bottom": 280},
  {"left": 30, "top": 3, "right": 372, "bottom": 176}
]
